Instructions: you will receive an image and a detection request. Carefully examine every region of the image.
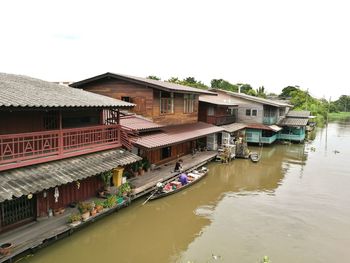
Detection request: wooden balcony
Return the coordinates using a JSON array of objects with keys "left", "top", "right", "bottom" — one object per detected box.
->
[
  {"left": 206, "top": 115, "right": 236, "bottom": 126},
  {"left": 0, "top": 125, "right": 121, "bottom": 171}
]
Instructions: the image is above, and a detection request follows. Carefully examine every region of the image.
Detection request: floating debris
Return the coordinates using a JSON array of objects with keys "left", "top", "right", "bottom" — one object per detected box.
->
[{"left": 212, "top": 253, "right": 222, "bottom": 260}]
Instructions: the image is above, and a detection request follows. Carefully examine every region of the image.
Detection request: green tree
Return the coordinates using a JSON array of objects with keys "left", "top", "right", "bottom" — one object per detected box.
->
[
  {"left": 256, "top": 86, "right": 267, "bottom": 98},
  {"left": 147, "top": 75, "right": 161, "bottom": 80},
  {"left": 279, "top": 86, "right": 298, "bottom": 99},
  {"left": 210, "top": 79, "right": 238, "bottom": 92}
]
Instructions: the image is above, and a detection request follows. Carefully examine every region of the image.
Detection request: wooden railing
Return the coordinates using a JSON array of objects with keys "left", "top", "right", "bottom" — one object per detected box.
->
[
  {"left": 0, "top": 125, "right": 121, "bottom": 171},
  {"left": 206, "top": 115, "right": 236, "bottom": 125}
]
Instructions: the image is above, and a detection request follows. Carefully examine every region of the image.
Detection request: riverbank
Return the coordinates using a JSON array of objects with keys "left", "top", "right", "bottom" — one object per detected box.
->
[
  {"left": 328, "top": 111, "right": 350, "bottom": 120},
  {"left": 0, "top": 151, "right": 217, "bottom": 263}
]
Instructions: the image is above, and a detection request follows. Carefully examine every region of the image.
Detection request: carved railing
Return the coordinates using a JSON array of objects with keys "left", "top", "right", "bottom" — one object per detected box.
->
[{"left": 0, "top": 125, "right": 121, "bottom": 171}]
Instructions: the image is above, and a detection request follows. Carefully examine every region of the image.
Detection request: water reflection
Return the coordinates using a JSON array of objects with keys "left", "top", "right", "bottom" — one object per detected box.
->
[{"left": 27, "top": 122, "right": 350, "bottom": 263}]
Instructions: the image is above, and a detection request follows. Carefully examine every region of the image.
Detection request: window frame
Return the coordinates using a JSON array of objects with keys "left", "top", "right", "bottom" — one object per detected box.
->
[
  {"left": 184, "top": 94, "right": 195, "bottom": 114},
  {"left": 160, "top": 91, "right": 174, "bottom": 114}
]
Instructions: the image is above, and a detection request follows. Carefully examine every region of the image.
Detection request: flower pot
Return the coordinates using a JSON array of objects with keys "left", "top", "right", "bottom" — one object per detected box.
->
[
  {"left": 53, "top": 209, "right": 60, "bottom": 216},
  {"left": 81, "top": 211, "right": 90, "bottom": 221},
  {"left": 59, "top": 207, "right": 65, "bottom": 214},
  {"left": 0, "top": 243, "right": 13, "bottom": 256},
  {"left": 138, "top": 169, "right": 144, "bottom": 176},
  {"left": 90, "top": 209, "right": 97, "bottom": 216},
  {"left": 96, "top": 205, "right": 103, "bottom": 213}
]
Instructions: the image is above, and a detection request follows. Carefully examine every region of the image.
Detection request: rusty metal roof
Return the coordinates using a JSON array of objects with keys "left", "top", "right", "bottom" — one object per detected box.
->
[
  {"left": 0, "top": 149, "right": 141, "bottom": 202},
  {"left": 286, "top": 110, "right": 311, "bottom": 118},
  {"left": 221, "top": 123, "right": 247, "bottom": 133},
  {"left": 120, "top": 115, "right": 164, "bottom": 132},
  {"left": 133, "top": 122, "right": 224, "bottom": 149},
  {"left": 0, "top": 73, "right": 134, "bottom": 108},
  {"left": 70, "top": 72, "right": 216, "bottom": 95},
  {"left": 279, "top": 117, "right": 309, "bottom": 127}
]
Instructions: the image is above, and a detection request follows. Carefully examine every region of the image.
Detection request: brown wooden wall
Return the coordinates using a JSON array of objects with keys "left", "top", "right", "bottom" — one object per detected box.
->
[
  {"left": 0, "top": 109, "right": 102, "bottom": 134},
  {"left": 198, "top": 101, "right": 209, "bottom": 123},
  {"left": 79, "top": 79, "right": 199, "bottom": 126},
  {"left": 36, "top": 175, "right": 103, "bottom": 217},
  {"left": 143, "top": 140, "right": 195, "bottom": 165},
  {"left": 152, "top": 91, "right": 198, "bottom": 125},
  {"left": 81, "top": 79, "right": 154, "bottom": 117}
]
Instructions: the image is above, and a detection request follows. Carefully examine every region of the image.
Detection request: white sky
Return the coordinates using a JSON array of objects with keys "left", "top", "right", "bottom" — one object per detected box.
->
[{"left": 1, "top": 0, "right": 349, "bottom": 100}]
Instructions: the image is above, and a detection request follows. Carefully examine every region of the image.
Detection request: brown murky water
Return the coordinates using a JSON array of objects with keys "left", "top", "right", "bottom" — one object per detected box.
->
[{"left": 27, "top": 120, "right": 350, "bottom": 263}]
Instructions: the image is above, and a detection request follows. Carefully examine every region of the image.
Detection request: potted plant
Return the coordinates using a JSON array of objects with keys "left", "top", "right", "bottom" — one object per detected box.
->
[
  {"left": 68, "top": 213, "right": 82, "bottom": 227},
  {"left": 119, "top": 182, "right": 132, "bottom": 197},
  {"left": 143, "top": 158, "right": 151, "bottom": 172},
  {"left": 95, "top": 200, "right": 104, "bottom": 213},
  {"left": 137, "top": 161, "right": 144, "bottom": 176},
  {"left": 131, "top": 162, "right": 139, "bottom": 177},
  {"left": 101, "top": 170, "right": 113, "bottom": 191},
  {"left": 78, "top": 202, "right": 92, "bottom": 221},
  {"left": 90, "top": 201, "right": 97, "bottom": 216},
  {"left": 104, "top": 195, "right": 117, "bottom": 208},
  {"left": 0, "top": 243, "right": 14, "bottom": 256}
]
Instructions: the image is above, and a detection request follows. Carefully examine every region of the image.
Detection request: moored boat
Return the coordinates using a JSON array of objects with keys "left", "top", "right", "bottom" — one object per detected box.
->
[
  {"left": 249, "top": 152, "right": 260, "bottom": 163},
  {"left": 148, "top": 167, "right": 209, "bottom": 201}
]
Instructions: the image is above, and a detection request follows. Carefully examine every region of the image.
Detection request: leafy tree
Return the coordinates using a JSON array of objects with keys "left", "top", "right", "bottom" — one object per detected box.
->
[
  {"left": 210, "top": 79, "right": 238, "bottom": 92},
  {"left": 147, "top": 75, "right": 161, "bottom": 80},
  {"left": 279, "top": 86, "right": 298, "bottom": 99},
  {"left": 256, "top": 86, "right": 267, "bottom": 98},
  {"left": 167, "top": 76, "right": 209, "bottom": 90}
]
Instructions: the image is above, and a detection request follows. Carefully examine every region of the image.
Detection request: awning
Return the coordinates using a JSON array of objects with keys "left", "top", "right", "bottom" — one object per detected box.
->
[
  {"left": 220, "top": 123, "right": 247, "bottom": 133},
  {"left": 120, "top": 115, "right": 164, "bottom": 132},
  {"left": 133, "top": 122, "right": 224, "bottom": 149},
  {"left": 279, "top": 117, "right": 309, "bottom": 127},
  {"left": 0, "top": 149, "right": 141, "bottom": 202},
  {"left": 268, "top": 125, "right": 283, "bottom": 132}
]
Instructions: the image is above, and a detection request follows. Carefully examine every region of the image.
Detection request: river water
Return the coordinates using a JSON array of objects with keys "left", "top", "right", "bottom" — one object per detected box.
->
[{"left": 27, "top": 120, "right": 350, "bottom": 263}]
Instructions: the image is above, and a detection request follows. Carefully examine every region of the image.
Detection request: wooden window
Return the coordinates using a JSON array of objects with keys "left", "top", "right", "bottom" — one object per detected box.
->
[
  {"left": 161, "top": 146, "right": 172, "bottom": 160},
  {"left": 184, "top": 94, "right": 195, "bottom": 113},
  {"left": 121, "top": 96, "right": 131, "bottom": 102},
  {"left": 160, "top": 91, "right": 174, "bottom": 114},
  {"left": 208, "top": 106, "right": 214, "bottom": 116},
  {"left": 246, "top": 109, "right": 258, "bottom": 116}
]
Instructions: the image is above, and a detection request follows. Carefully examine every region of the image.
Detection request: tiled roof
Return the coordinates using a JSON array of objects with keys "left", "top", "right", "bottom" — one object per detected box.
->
[
  {"left": 212, "top": 89, "right": 292, "bottom": 107},
  {"left": 133, "top": 122, "right": 224, "bottom": 149},
  {"left": 279, "top": 117, "right": 309, "bottom": 127},
  {"left": 0, "top": 149, "right": 141, "bottom": 202},
  {"left": 0, "top": 73, "right": 134, "bottom": 108},
  {"left": 120, "top": 115, "right": 164, "bottom": 132},
  {"left": 199, "top": 93, "right": 238, "bottom": 106},
  {"left": 220, "top": 123, "right": 247, "bottom": 133},
  {"left": 70, "top": 72, "right": 216, "bottom": 95},
  {"left": 286, "top": 110, "right": 311, "bottom": 118}
]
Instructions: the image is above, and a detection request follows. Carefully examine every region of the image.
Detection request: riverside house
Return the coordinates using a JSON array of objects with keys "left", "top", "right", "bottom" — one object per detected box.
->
[
  {"left": 70, "top": 73, "right": 224, "bottom": 166},
  {"left": 0, "top": 73, "right": 141, "bottom": 233},
  {"left": 203, "top": 89, "right": 292, "bottom": 145}
]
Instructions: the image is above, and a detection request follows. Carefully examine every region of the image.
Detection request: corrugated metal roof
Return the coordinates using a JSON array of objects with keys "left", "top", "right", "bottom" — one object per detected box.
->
[
  {"left": 211, "top": 89, "right": 292, "bottom": 107},
  {"left": 286, "top": 110, "right": 311, "bottom": 118},
  {"left": 269, "top": 125, "right": 283, "bottom": 132},
  {"left": 246, "top": 123, "right": 274, "bottom": 131},
  {"left": 199, "top": 93, "right": 238, "bottom": 106},
  {"left": 133, "top": 122, "right": 224, "bottom": 149},
  {"left": 0, "top": 149, "right": 141, "bottom": 202},
  {"left": 279, "top": 117, "right": 309, "bottom": 127},
  {"left": 0, "top": 73, "right": 134, "bottom": 108},
  {"left": 70, "top": 72, "right": 216, "bottom": 95},
  {"left": 120, "top": 115, "right": 164, "bottom": 132},
  {"left": 221, "top": 123, "right": 247, "bottom": 133}
]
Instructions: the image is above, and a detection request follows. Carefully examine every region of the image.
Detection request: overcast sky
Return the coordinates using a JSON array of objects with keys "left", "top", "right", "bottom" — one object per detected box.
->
[{"left": 1, "top": 0, "right": 349, "bottom": 100}]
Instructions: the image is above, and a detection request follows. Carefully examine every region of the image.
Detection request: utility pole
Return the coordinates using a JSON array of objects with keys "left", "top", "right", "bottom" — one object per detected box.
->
[{"left": 326, "top": 96, "right": 331, "bottom": 126}]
